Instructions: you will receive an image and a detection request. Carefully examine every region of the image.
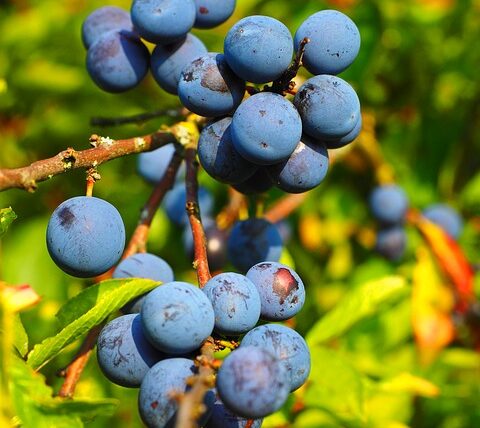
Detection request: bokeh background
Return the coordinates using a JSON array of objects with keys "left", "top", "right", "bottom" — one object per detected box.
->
[{"left": 1, "top": 0, "right": 480, "bottom": 427}]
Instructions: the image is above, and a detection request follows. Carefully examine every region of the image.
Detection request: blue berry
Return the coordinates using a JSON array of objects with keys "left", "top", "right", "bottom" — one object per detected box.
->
[
  {"left": 81, "top": 6, "right": 133, "bottom": 49},
  {"left": 294, "top": 75, "right": 360, "bottom": 140},
  {"left": 375, "top": 226, "right": 406, "bottom": 261},
  {"left": 423, "top": 204, "right": 463, "bottom": 239},
  {"left": 325, "top": 114, "right": 362, "bottom": 149},
  {"left": 267, "top": 136, "right": 329, "bottom": 193},
  {"left": 227, "top": 218, "right": 283, "bottom": 273},
  {"left": 141, "top": 281, "right": 215, "bottom": 354},
  {"left": 216, "top": 346, "right": 290, "bottom": 418},
  {"left": 137, "top": 143, "right": 178, "bottom": 184},
  {"left": 206, "top": 397, "right": 263, "bottom": 428},
  {"left": 193, "top": 0, "right": 236, "bottom": 29},
  {"left": 46, "top": 196, "right": 125, "bottom": 278},
  {"left": 294, "top": 10, "right": 361, "bottom": 75},
  {"left": 369, "top": 185, "right": 408, "bottom": 225},
  {"left": 246, "top": 262, "right": 305, "bottom": 321},
  {"left": 97, "top": 314, "right": 164, "bottom": 387},
  {"left": 231, "top": 168, "right": 274, "bottom": 195},
  {"left": 163, "top": 183, "right": 214, "bottom": 226},
  {"left": 241, "top": 324, "right": 310, "bottom": 391},
  {"left": 151, "top": 34, "right": 207, "bottom": 95},
  {"left": 130, "top": 0, "right": 196, "bottom": 45},
  {"left": 138, "top": 358, "right": 196, "bottom": 427},
  {"left": 198, "top": 117, "right": 258, "bottom": 184},
  {"left": 231, "top": 92, "right": 302, "bottom": 165},
  {"left": 224, "top": 15, "right": 293, "bottom": 83},
  {"left": 178, "top": 53, "right": 245, "bottom": 117},
  {"left": 113, "top": 253, "right": 174, "bottom": 314},
  {"left": 203, "top": 272, "right": 261, "bottom": 336},
  {"left": 86, "top": 30, "right": 149, "bottom": 93}
]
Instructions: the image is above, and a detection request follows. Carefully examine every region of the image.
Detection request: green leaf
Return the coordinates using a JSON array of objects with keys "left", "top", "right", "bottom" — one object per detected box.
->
[
  {"left": 0, "top": 207, "right": 17, "bottom": 237},
  {"left": 9, "top": 356, "right": 117, "bottom": 427},
  {"left": 304, "top": 346, "right": 366, "bottom": 426},
  {"left": 27, "top": 278, "right": 159, "bottom": 369},
  {"left": 56, "top": 279, "right": 130, "bottom": 329},
  {"left": 307, "top": 276, "right": 408, "bottom": 346},
  {"left": 13, "top": 313, "right": 29, "bottom": 357}
]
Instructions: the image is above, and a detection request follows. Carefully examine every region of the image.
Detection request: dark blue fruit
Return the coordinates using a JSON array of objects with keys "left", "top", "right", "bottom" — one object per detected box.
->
[
  {"left": 198, "top": 117, "right": 257, "bottom": 184},
  {"left": 141, "top": 281, "right": 215, "bottom": 354},
  {"left": 193, "top": 0, "right": 236, "bottom": 29},
  {"left": 369, "top": 185, "right": 408, "bottom": 225},
  {"left": 202, "top": 272, "right": 261, "bottom": 336},
  {"left": 224, "top": 15, "right": 293, "bottom": 83},
  {"left": 294, "top": 74, "right": 360, "bottom": 141},
  {"left": 86, "top": 30, "right": 149, "bottom": 93},
  {"left": 97, "top": 314, "right": 164, "bottom": 387},
  {"left": 151, "top": 33, "right": 207, "bottom": 95},
  {"left": 241, "top": 324, "right": 311, "bottom": 391},
  {"left": 325, "top": 114, "right": 362, "bottom": 149},
  {"left": 81, "top": 6, "right": 133, "bottom": 49},
  {"left": 294, "top": 10, "right": 360, "bottom": 75},
  {"left": 231, "top": 168, "right": 274, "bottom": 195},
  {"left": 267, "top": 136, "right": 329, "bottom": 193},
  {"left": 227, "top": 218, "right": 283, "bottom": 272},
  {"left": 231, "top": 92, "right": 302, "bottom": 165},
  {"left": 113, "top": 253, "right": 174, "bottom": 313},
  {"left": 375, "top": 226, "right": 406, "bottom": 261},
  {"left": 130, "top": 0, "right": 196, "bottom": 45},
  {"left": 46, "top": 196, "right": 125, "bottom": 278},
  {"left": 206, "top": 397, "right": 263, "bottom": 428},
  {"left": 216, "top": 346, "right": 290, "bottom": 418},
  {"left": 423, "top": 204, "right": 463, "bottom": 239},
  {"left": 138, "top": 358, "right": 196, "bottom": 427},
  {"left": 246, "top": 262, "right": 305, "bottom": 321},
  {"left": 178, "top": 53, "right": 246, "bottom": 117}
]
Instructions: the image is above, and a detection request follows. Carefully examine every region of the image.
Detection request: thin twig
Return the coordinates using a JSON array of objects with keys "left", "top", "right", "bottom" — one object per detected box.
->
[
  {"left": 0, "top": 131, "right": 176, "bottom": 192},
  {"left": 175, "top": 338, "right": 217, "bottom": 428},
  {"left": 57, "top": 146, "right": 184, "bottom": 398},
  {"left": 264, "top": 193, "right": 308, "bottom": 224},
  {"left": 184, "top": 146, "right": 211, "bottom": 287},
  {"left": 90, "top": 109, "right": 184, "bottom": 127},
  {"left": 216, "top": 188, "right": 247, "bottom": 230},
  {"left": 57, "top": 325, "right": 103, "bottom": 398}
]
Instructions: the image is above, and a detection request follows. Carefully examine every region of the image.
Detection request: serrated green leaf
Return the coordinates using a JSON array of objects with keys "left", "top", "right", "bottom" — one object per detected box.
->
[
  {"left": 13, "top": 313, "right": 29, "bottom": 357},
  {"left": 56, "top": 279, "right": 142, "bottom": 329},
  {"left": 27, "top": 278, "right": 159, "bottom": 369},
  {"left": 304, "top": 346, "right": 366, "bottom": 426},
  {"left": 0, "top": 207, "right": 17, "bottom": 237},
  {"left": 307, "top": 276, "right": 408, "bottom": 346}
]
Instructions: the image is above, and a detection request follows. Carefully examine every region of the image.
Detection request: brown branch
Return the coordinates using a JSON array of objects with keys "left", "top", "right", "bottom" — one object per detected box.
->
[
  {"left": 264, "top": 193, "right": 308, "bottom": 224},
  {"left": 90, "top": 108, "right": 184, "bottom": 127},
  {"left": 175, "top": 338, "right": 216, "bottom": 428},
  {"left": 57, "top": 146, "right": 184, "bottom": 398},
  {"left": 0, "top": 131, "right": 176, "bottom": 192},
  {"left": 57, "top": 324, "right": 103, "bottom": 398},
  {"left": 184, "top": 146, "right": 211, "bottom": 287}
]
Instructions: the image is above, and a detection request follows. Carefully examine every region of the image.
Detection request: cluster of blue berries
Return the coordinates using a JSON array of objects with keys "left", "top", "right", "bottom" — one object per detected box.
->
[
  {"left": 97, "top": 256, "right": 309, "bottom": 427},
  {"left": 369, "top": 184, "right": 463, "bottom": 260},
  {"left": 83, "top": 1, "right": 362, "bottom": 195}
]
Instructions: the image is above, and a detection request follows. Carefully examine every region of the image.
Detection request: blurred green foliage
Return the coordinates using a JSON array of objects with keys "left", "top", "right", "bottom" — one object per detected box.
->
[{"left": 1, "top": 0, "right": 480, "bottom": 427}]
